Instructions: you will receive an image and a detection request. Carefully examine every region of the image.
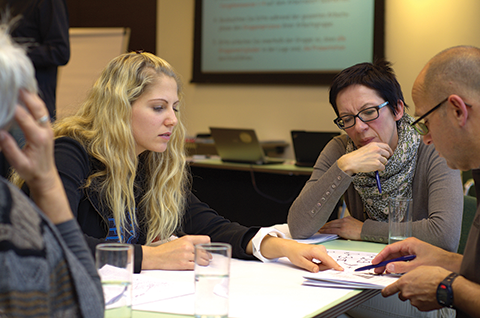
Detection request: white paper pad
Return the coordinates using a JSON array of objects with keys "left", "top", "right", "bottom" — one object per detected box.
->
[
  {"left": 303, "top": 270, "right": 400, "bottom": 289},
  {"left": 273, "top": 223, "right": 338, "bottom": 244},
  {"left": 303, "top": 249, "right": 401, "bottom": 289},
  {"left": 133, "top": 274, "right": 194, "bottom": 306}
]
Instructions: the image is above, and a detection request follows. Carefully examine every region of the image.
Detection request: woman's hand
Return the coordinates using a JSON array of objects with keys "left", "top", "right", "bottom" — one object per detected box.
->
[
  {"left": 0, "top": 91, "right": 55, "bottom": 189},
  {"left": 318, "top": 216, "right": 363, "bottom": 240},
  {"left": 0, "top": 90, "right": 73, "bottom": 224},
  {"left": 141, "top": 235, "right": 211, "bottom": 270},
  {"left": 255, "top": 236, "right": 343, "bottom": 273},
  {"left": 337, "top": 142, "right": 393, "bottom": 176}
]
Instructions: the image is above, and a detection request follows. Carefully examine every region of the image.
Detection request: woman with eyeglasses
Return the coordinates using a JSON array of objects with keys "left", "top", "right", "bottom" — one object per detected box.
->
[
  {"left": 288, "top": 60, "right": 462, "bottom": 318},
  {"left": 288, "top": 60, "right": 463, "bottom": 251}
]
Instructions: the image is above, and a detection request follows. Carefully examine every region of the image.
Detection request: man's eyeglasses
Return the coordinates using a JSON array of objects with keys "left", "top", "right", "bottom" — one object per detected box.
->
[
  {"left": 333, "top": 101, "right": 389, "bottom": 130},
  {"left": 410, "top": 98, "right": 448, "bottom": 135}
]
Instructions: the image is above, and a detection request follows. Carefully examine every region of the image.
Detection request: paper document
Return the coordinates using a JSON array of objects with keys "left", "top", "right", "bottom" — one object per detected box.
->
[
  {"left": 132, "top": 274, "right": 194, "bottom": 306},
  {"left": 303, "top": 249, "right": 400, "bottom": 289},
  {"left": 295, "top": 232, "right": 339, "bottom": 244},
  {"left": 273, "top": 223, "right": 338, "bottom": 244},
  {"left": 304, "top": 270, "right": 400, "bottom": 289}
]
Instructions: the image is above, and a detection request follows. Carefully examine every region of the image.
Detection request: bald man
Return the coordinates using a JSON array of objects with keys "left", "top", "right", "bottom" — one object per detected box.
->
[{"left": 370, "top": 46, "right": 480, "bottom": 318}]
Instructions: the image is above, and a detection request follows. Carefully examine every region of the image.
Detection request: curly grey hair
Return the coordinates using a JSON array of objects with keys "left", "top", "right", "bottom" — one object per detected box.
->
[{"left": 0, "top": 22, "right": 38, "bottom": 129}]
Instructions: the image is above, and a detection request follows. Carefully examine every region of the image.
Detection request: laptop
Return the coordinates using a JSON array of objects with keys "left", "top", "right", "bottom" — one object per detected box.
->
[
  {"left": 209, "top": 127, "right": 284, "bottom": 165},
  {"left": 291, "top": 130, "right": 340, "bottom": 167}
]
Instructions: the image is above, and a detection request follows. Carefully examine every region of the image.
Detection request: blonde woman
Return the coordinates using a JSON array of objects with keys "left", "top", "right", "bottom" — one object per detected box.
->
[{"left": 15, "top": 51, "right": 343, "bottom": 273}]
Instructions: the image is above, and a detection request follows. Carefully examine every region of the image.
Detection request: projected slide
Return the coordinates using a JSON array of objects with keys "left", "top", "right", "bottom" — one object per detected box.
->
[{"left": 201, "top": 0, "right": 375, "bottom": 73}]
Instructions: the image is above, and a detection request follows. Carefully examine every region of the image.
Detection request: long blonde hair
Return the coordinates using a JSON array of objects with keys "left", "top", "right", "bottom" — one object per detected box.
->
[{"left": 15, "top": 52, "right": 189, "bottom": 244}]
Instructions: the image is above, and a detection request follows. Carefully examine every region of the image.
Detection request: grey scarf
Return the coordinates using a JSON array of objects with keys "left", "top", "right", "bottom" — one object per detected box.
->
[{"left": 345, "top": 114, "right": 421, "bottom": 221}]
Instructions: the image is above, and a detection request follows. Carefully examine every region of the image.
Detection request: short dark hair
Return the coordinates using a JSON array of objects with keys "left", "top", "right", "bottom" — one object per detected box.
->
[{"left": 329, "top": 60, "right": 407, "bottom": 117}]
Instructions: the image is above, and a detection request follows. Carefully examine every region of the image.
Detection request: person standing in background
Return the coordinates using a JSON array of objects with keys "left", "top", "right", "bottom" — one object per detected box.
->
[
  {"left": 0, "top": 0, "right": 70, "bottom": 178},
  {"left": 0, "top": 0, "right": 70, "bottom": 120}
]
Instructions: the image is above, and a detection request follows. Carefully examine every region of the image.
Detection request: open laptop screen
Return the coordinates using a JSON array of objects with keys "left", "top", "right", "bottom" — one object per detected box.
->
[
  {"left": 291, "top": 131, "right": 341, "bottom": 167},
  {"left": 210, "top": 127, "right": 283, "bottom": 165}
]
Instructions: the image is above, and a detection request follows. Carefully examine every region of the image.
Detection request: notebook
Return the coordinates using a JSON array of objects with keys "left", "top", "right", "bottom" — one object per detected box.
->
[
  {"left": 209, "top": 127, "right": 284, "bottom": 165},
  {"left": 291, "top": 130, "right": 340, "bottom": 167}
]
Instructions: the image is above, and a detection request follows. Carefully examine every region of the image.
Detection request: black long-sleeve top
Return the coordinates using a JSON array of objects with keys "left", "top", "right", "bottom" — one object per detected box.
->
[{"left": 52, "top": 137, "right": 259, "bottom": 273}]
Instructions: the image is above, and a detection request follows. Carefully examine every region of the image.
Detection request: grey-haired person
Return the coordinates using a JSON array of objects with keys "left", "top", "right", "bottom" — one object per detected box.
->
[{"left": 0, "top": 23, "right": 103, "bottom": 317}]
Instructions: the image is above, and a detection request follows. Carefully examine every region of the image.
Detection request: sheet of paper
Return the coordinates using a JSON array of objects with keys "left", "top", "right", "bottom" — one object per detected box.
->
[
  {"left": 304, "top": 269, "right": 400, "bottom": 289},
  {"left": 132, "top": 274, "right": 194, "bottom": 306},
  {"left": 273, "top": 223, "right": 338, "bottom": 244},
  {"left": 327, "top": 249, "right": 376, "bottom": 270},
  {"left": 303, "top": 249, "right": 400, "bottom": 289}
]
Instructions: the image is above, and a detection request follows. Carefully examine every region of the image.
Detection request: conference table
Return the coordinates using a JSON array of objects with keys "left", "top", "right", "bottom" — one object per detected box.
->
[
  {"left": 189, "top": 157, "right": 314, "bottom": 176},
  {"left": 130, "top": 239, "right": 387, "bottom": 318}
]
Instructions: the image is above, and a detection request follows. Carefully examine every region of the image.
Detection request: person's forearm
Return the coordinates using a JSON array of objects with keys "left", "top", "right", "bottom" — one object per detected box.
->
[
  {"left": 141, "top": 245, "right": 157, "bottom": 270},
  {"left": 441, "top": 252, "right": 463, "bottom": 273},
  {"left": 451, "top": 275, "right": 480, "bottom": 316},
  {"left": 29, "top": 173, "right": 74, "bottom": 224},
  {"left": 56, "top": 220, "right": 102, "bottom": 289},
  {"left": 337, "top": 155, "right": 356, "bottom": 176},
  {"left": 250, "top": 235, "right": 291, "bottom": 259},
  {"left": 288, "top": 163, "right": 352, "bottom": 239}
]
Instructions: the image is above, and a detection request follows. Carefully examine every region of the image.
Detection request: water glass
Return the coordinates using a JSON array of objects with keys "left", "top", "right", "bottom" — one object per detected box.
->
[
  {"left": 194, "top": 243, "right": 232, "bottom": 318},
  {"left": 388, "top": 197, "right": 413, "bottom": 244},
  {"left": 96, "top": 243, "right": 134, "bottom": 318}
]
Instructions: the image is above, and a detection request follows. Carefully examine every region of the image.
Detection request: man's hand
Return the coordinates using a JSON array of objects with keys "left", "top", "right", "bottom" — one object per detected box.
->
[{"left": 382, "top": 266, "right": 451, "bottom": 311}]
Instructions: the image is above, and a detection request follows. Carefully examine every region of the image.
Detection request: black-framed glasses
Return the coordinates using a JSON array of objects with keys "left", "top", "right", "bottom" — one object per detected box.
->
[
  {"left": 410, "top": 97, "right": 448, "bottom": 135},
  {"left": 333, "top": 101, "right": 389, "bottom": 130}
]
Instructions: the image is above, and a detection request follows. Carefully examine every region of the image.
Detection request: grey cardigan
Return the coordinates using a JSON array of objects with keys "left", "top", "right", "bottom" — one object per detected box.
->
[
  {"left": 288, "top": 135, "right": 463, "bottom": 252},
  {"left": 0, "top": 178, "right": 104, "bottom": 317}
]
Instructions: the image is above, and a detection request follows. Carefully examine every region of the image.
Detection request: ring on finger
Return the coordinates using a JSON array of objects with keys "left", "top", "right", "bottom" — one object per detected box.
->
[{"left": 37, "top": 115, "right": 50, "bottom": 125}]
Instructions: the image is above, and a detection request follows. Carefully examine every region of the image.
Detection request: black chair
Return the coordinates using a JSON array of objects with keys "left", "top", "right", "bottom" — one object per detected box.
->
[
  {"left": 462, "top": 170, "right": 476, "bottom": 197},
  {"left": 458, "top": 195, "right": 477, "bottom": 254}
]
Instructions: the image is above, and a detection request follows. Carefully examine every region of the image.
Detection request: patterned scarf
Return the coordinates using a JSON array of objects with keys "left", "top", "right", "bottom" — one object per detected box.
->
[{"left": 345, "top": 114, "right": 421, "bottom": 221}]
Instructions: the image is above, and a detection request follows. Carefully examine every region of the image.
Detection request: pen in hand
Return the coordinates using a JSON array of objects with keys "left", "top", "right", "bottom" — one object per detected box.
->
[
  {"left": 354, "top": 255, "right": 416, "bottom": 272},
  {"left": 375, "top": 171, "right": 382, "bottom": 193}
]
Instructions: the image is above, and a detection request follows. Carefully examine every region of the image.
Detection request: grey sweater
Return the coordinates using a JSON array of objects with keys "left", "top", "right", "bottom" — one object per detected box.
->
[
  {"left": 0, "top": 178, "right": 104, "bottom": 317},
  {"left": 288, "top": 135, "right": 463, "bottom": 252}
]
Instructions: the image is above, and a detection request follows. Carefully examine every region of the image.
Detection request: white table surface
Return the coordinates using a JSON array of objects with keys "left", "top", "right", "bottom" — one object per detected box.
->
[{"left": 131, "top": 239, "right": 386, "bottom": 318}]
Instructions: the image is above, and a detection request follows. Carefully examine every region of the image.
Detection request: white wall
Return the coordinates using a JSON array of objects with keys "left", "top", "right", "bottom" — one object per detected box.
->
[{"left": 157, "top": 0, "right": 480, "bottom": 159}]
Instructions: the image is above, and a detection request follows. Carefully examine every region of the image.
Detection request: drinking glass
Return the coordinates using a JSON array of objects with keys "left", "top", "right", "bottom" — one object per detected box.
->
[
  {"left": 194, "top": 243, "right": 232, "bottom": 318},
  {"left": 96, "top": 243, "right": 134, "bottom": 318}
]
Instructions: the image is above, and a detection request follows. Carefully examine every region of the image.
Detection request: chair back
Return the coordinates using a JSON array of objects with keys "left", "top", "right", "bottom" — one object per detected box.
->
[{"left": 458, "top": 195, "right": 477, "bottom": 254}]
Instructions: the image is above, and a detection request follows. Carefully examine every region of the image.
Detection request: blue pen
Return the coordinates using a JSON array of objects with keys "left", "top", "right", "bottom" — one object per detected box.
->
[
  {"left": 354, "top": 255, "right": 416, "bottom": 272},
  {"left": 375, "top": 171, "right": 382, "bottom": 193}
]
